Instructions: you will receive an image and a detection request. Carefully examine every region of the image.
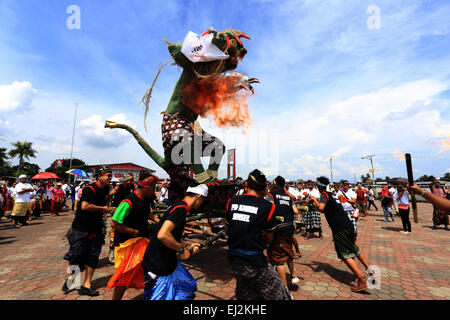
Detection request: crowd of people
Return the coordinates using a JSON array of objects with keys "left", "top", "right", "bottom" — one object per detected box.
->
[
  {"left": 1, "top": 169, "right": 449, "bottom": 301},
  {"left": 0, "top": 175, "right": 82, "bottom": 228}
]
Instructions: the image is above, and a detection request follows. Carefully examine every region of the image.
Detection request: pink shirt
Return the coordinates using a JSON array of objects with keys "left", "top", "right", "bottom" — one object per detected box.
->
[
  {"left": 432, "top": 186, "right": 445, "bottom": 198},
  {"left": 76, "top": 188, "right": 83, "bottom": 201},
  {"left": 52, "top": 188, "right": 65, "bottom": 201}
]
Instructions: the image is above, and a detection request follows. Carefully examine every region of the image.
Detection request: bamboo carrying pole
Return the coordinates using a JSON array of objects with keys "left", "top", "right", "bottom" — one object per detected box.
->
[{"left": 405, "top": 153, "right": 419, "bottom": 223}]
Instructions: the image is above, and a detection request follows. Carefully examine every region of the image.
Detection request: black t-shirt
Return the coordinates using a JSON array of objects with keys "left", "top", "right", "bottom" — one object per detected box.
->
[
  {"left": 72, "top": 182, "right": 109, "bottom": 234},
  {"left": 142, "top": 200, "right": 189, "bottom": 276},
  {"left": 113, "top": 191, "right": 152, "bottom": 246},
  {"left": 319, "top": 191, "right": 354, "bottom": 232},
  {"left": 111, "top": 184, "right": 134, "bottom": 207},
  {"left": 381, "top": 195, "right": 393, "bottom": 207},
  {"left": 226, "top": 194, "right": 276, "bottom": 268},
  {"left": 267, "top": 189, "right": 295, "bottom": 234}
]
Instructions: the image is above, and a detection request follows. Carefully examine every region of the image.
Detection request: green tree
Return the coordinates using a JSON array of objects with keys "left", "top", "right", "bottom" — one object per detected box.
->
[
  {"left": 8, "top": 140, "right": 37, "bottom": 171},
  {"left": 12, "top": 162, "right": 40, "bottom": 177},
  {"left": 417, "top": 175, "right": 434, "bottom": 182},
  {"left": 360, "top": 173, "right": 371, "bottom": 183},
  {"left": 441, "top": 172, "right": 450, "bottom": 181},
  {"left": 0, "top": 147, "right": 14, "bottom": 177},
  {"left": 45, "top": 158, "right": 92, "bottom": 182}
]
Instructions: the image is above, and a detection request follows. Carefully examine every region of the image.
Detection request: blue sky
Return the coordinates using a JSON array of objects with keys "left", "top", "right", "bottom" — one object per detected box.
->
[{"left": 1, "top": 0, "right": 449, "bottom": 181}]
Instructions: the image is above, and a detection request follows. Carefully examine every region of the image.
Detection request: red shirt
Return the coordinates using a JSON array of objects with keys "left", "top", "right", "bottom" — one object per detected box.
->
[
  {"left": 380, "top": 188, "right": 390, "bottom": 198},
  {"left": 356, "top": 189, "right": 366, "bottom": 202}
]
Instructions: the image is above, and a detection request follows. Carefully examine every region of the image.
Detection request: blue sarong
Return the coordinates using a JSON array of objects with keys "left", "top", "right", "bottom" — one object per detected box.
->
[{"left": 144, "top": 261, "right": 197, "bottom": 300}]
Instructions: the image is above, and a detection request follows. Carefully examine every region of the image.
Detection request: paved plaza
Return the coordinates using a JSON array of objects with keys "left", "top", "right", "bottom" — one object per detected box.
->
[{"left": 0, "top": 201, "right": 449, "bottom": 300}]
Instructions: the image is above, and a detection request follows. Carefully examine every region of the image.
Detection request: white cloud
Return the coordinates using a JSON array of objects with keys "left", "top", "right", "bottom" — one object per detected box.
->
[
  {"left": 0, "top": 81, "right": 36, "bottom": 112},
  {"left": 220, "top": 78, "right": 450, "bottom": 179},
  {"left": 35, "top": 143, "right": 78, "bottom": 155},
  {"left": 78, "top": 113, "right": 135, "bottom": 149}
]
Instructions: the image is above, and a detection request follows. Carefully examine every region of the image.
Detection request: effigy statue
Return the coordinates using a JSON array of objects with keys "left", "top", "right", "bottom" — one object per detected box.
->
[{"left": 105, "top": 28, "right": 257, "bottom": 205}]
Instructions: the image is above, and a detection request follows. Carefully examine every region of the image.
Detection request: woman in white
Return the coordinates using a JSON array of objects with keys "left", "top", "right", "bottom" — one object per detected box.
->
[{"left": 395, "top": 184, "right": 411, "bottom": 234}]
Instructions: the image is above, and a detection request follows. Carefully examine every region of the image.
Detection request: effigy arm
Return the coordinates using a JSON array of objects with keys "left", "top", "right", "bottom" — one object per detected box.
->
[{"left": 104, "top": 120, "right": 168, "bottom": 172}]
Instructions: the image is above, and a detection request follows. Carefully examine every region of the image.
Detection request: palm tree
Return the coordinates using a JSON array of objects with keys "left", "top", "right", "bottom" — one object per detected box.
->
[{"left": 8, "top": 140, "right": 37, "bottom": 171}]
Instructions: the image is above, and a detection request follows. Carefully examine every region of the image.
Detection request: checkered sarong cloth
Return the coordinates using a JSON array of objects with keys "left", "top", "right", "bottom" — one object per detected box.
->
[
  {"left": 230, "top": 263, "right": 291, "bottom": 300},
  {"left": 161, "top": 114, "right": 194, "bottom": 155},
  {"left": 161, "top": 113, "right": 225, "bottom": 164},
  {"left": 303, "top": 209, "right": 322, "bottom": 230},
  {"left": 345, "top": 210, "right": 358, "bottom": 232}
]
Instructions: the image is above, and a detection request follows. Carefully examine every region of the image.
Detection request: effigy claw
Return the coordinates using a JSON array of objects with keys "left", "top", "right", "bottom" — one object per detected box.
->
[
  {"left": 240, "top": 84, "right": 250, "bottom": 92},
  {"left": 104, "top": 120, "right": 117, "bottom": 129},
  {"left": 201, "top": 30, "right": 211, "bottom": 37},
  {"left": 248, "top": 78, "right": 260, "bottom": 84}
]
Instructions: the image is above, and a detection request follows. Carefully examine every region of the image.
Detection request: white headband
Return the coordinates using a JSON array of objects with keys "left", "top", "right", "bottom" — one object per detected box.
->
[{"left": 186, "top": 184, "right": 209, "bottom": 197}]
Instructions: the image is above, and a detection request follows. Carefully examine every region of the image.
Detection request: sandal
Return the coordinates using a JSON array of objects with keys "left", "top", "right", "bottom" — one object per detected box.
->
[{"left": 78, "top": 286, "right": 99, "bottom": 296}]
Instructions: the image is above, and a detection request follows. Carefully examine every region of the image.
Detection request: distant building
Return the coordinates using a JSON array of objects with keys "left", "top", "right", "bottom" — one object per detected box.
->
[{"left": 89, "top": 162, "right": 155, "bottom": 179}]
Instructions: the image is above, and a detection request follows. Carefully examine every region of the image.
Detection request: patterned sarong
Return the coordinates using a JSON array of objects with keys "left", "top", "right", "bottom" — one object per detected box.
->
[
  {"left": 144, "top": 261, "right": 197, "bottom": 300},
  {"left": 344, "top": 210, "right": 358, "bottom": 232},
  {"left": 231, "top": 264, "right": 291, "bottom": 300},
  {"left": 303, "top": 209, "right": 322, "bottom": 231}
]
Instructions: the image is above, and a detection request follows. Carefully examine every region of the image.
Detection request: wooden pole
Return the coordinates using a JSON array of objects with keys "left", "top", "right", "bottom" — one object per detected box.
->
[{"left": 405, "top": 153, "right": 419, "bottom": 223}]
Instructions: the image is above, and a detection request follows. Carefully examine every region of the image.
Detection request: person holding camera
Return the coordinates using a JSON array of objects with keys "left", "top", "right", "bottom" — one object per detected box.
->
[
  {"left": 429, "top": 178, "right": 449, "bottom": 231},
  {"left": 408, "top": 183, "right": 450, "bottom": 213},
  {"left": 395, "top": 184, "right": 411, "bottom": 234}
]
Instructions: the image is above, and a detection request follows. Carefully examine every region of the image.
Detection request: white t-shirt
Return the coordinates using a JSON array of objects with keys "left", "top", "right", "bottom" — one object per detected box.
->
[
  {"left": 338, "top": 190, "right": 357, "bottom": 212},
  {"left": 368, "top": 189, "right": 375, "bottom": 201},
  {"left": 389, "top": 188, "right": 397, "bottom": 200},
  {"left": 29, "top": 189, "right": 36, "bottom": 201},
  {"left": 395, "top": 190, "right": 409, "bottom": 205},
  {"left": 298, "top": 188, "right": 309, "bottom": 200},
  {"left": 159, "top": 187, "right": 168, "bottom": 201},
  {"left": 305, "top": 188, "right": 320, "bottom": 199},
  {"left": 288, "top": 187, "right": 301, "bottom": 199},
  {"left": 45, "top": 188, "right": 53, "bottom": 200},
  {"left": 14, "top": 182, "right": 33, "bottom": 203},
  {"left": 62, "top": 184, "right": 69, "bottom": 195},
  {"left": 7, "top": 186, "right": 14, "bottom": 197}
]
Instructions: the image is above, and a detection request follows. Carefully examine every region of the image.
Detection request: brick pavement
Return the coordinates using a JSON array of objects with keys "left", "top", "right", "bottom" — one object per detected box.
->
[{"left": 0, "top": 201, "right": 449, "bottom": 300}]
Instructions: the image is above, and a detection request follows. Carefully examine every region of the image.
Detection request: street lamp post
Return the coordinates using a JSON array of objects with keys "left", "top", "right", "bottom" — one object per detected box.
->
[
  {"left": 69, "top": 103, "right": 78, "bottom": 184},
  {"left": 362, "top": 154, "right": 376, "bottom": 184},
  {"left": 330, "top": 156, "right": 333, "bottom": 184}
]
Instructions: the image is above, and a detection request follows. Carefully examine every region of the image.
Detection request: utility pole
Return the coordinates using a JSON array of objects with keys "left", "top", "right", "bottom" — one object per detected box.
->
[
  {"left": 69, "top": 103, "right": 78, "bottom": 184},
  {"left": 330, "top": 156, "right": 333, "bottom": 184},
  {"left": 362, "top": 154, "right": 376, "bottom": 184}
]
